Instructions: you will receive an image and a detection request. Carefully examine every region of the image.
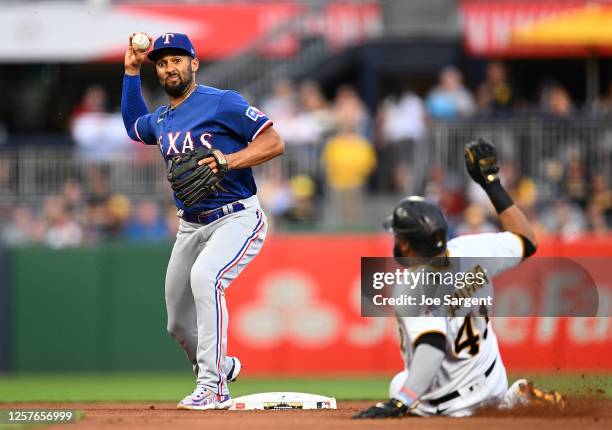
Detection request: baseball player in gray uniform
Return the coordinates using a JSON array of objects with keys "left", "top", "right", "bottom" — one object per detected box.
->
[{"left": 121, "top": 33, "right": 284, "bottom": 410}]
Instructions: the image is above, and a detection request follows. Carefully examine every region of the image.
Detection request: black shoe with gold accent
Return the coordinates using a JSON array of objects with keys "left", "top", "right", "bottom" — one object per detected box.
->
[
  {"left": 519, "top": 380, "right": 566, "bottom": 409},
  {"left": 352, "top": 399, "right": 409, "bottom": 419}
]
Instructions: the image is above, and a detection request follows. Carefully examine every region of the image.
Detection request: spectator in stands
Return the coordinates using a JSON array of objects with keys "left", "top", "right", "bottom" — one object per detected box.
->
[
  {"left": 589, "top": 174, "right": 612, "bottom": 227},
  {"left": 71, "top": 84, "right": 107, "bottom": 119},
  {"left": 542, "top": 84, "right": 574, "bottom": 118},
  {"left": 84, "top": 170, "right": 114, "bottom": 243},
  {"left": 590, "top": 174, "right": 612, "bottom": 209},
  {"left": 124, "top": 200, "right": 167, "bottom": 242},
  {"left": 377, "top": 89, "right": 426, "bottom": 192},
  {"left": 593, "top": 82, "right": 612, "bottom": 114},
  {"left": 425, "top": 164, "right": 467, "bottom": 220},
  {"left": 321, "top": 112, "right": 376, "bottom": 227},
  {"left": 258, "top": 162, "right": 293, "bottom": 226},
  {"left": 564, "top": 154, "right": 589, "bottom": 208},
  {"left": 380, "top": 90, "right": 426, "bottom": 143},
  {"left": 332, "top": 85, "right": 371, "bottom": 138},
  {"left": 425, "top": 66, "right": 475, "bottom": 120},
  {"left": 493, "top": 160, "right": 537, "bottom": 217},
  {"left": 477, "top": 61, "right": 513, "bottom": 117},
  {"left": 261, "top": 80, "right": 331, "bottom": 180},
  {"left": 71, "top": 85, "right": 132, "bottom": 162},
  {"left": 289, "top": 81, "right": 333, "bottom": 149},
  {"left": 542, "top": 158, "right": 565, "bottom": 199},
  {"left": 261, "top": 79, "right": 296, "bottom": 118},
  {"left": 538, "top": 198, "right": 587, "bottom": 238},
  {"left": 43, "top": 196, "right": 83, "bottom": 248},
  {"left": 455, "top": 204, "right": 497, "bottom": 236},
  {"left": 586, "top": 201, "right": 610, "bottom": 235},
  {"left": 260, "top": 79, "right": 299, "bottom": 145},
  {"left": 106, "top": 193, "right": 132, "bottom": 240},
  {"left": 294, "top": 80, "right": 333, "bottom": 146},
  {"left": 61, "top": 180, "right": 86, "bottom": 225},
  {"left": 1, "top": 206, "right": 44, "bottom": 246},
  {"left": 285, "top": 174, "right": 318, "bottom": 225}
]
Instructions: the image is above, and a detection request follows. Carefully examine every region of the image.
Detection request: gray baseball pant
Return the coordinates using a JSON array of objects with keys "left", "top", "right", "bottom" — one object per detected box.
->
[{"left": 164, "top": 195, "right": 267, "bottom": 395}]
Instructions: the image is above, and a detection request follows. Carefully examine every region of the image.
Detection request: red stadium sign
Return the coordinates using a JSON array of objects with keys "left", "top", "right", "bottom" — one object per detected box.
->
[
  {"left": 0, "top": 2, "right": 381, "bottom": 62},
  {"left": 113, "top": 2, "right": 381, "bottom": 60}
]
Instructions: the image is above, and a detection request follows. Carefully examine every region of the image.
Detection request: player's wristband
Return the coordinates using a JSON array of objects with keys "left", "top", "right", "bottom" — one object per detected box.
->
[
  {"left": 395, "top": 386, "right": 418, "bottom": 407},
  {"left": 484, "top": 181, "right": 514, "bottom": 214}
]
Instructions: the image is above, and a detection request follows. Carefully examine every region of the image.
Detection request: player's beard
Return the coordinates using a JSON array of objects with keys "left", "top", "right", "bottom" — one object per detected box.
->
[
  {"left": 163, "top": 71, "right": 192, "bottom": 98},
  {"left": 393, "top": 244, "right": 409, "bottom": 266}
]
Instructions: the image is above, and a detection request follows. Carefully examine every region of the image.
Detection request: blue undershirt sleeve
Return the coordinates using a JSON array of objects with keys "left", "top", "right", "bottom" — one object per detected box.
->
[{"left": 121, "top": 74, "right": 156, "bottom": 144}]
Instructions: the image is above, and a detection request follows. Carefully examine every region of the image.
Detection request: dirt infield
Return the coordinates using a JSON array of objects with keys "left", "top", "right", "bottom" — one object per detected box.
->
[{"left": 2, "top": 399, "right": 610, "bottom": 430}]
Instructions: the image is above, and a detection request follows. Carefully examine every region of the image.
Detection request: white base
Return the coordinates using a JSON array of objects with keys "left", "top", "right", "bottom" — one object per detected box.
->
[{"left": 229, "top": 392, "right": 337, "bottom": 410}]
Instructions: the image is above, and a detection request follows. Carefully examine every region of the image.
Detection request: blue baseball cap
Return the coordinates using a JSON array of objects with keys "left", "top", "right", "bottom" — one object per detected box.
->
[{"left": 147, "top": 33, "right": 196, "bottom": 62}]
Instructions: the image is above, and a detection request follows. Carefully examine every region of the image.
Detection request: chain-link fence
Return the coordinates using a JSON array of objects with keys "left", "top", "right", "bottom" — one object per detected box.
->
[
  {"left": 0, "top": 148, "right": 168, "bottom": 201},
  {"left": 2, "top": 118, "right": 612, "bottom": 203},
  {"left": 428, "top": 118, "right": 612, "bottom": 199}
]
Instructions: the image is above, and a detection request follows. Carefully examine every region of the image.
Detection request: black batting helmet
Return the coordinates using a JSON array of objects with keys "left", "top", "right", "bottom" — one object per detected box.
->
[{"left": 383, "top": 196, "right": 448, "bottom": 257}]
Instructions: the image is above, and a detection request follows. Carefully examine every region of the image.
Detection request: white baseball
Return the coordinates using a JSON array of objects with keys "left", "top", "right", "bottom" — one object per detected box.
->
[{"left": 132, "top": 33, "right": 150, "bottom": 51}]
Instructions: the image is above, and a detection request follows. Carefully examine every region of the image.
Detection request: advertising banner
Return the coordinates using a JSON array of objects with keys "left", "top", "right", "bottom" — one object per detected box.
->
[
  {"left": 0, "top": 2, "right": 381, "bottom": 62},
  {"left": 226, "top": 234, "right": 612, "bottom": 374},
  {"left": 461, "top": 1, "right": 612, "bottom": 57}
]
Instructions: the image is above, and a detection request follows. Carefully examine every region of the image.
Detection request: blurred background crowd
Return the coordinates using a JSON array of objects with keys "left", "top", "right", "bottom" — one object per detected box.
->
[{"left": 2, "top": 0, "right": 612, "bottom": 246}]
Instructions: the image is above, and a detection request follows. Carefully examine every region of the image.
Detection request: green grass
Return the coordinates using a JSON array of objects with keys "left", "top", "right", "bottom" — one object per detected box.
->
[{"left": 0, "top": 373, "right": 609, "bottom": 403}]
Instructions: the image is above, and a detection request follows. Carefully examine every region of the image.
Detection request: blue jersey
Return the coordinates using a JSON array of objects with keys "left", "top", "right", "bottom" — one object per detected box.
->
[{"left": 127, "top": 84, "right": 272, "bottom": 213}]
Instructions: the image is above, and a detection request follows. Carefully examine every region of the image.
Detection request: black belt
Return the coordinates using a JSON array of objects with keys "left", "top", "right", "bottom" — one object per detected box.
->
[
  {"left": 428, "top": 359, "right": 497, "bottom": 407},
  {"left": 179, "top": 202, "right": 245, "bottom": 225}
]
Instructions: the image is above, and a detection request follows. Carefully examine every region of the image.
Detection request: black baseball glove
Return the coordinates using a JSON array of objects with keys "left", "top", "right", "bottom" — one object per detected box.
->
[
  {"left": 167, "top": 147, "right": 229, "bottom": 207},
  {"left": 464, "top": 138, "right": 501, "bottom": 187},
  {"left": 352, "top": 399, "right": 409, "bottom": 419}
]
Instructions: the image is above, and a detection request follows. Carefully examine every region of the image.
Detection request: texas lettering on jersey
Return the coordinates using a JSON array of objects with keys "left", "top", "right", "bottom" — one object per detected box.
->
[
  {"left": 129, "top": 85, "right": 272, "bottom": 212},
  {"left": 157, "top": 130, "right": 213, "bottom": 156}
]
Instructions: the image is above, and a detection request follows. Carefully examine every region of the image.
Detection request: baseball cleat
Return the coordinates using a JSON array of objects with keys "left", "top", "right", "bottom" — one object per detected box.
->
[
  {"left": 516, "top": 379, "right": 565, "bottom": 409},
  {"left": 227, "top": 356, "right": 242, "bottom": 382},
  {"left": 177, "top": 384, "right": 232, "bottom": 410},
  {"left": 216, "top": 393, "right": 233, "bottom": 409}
]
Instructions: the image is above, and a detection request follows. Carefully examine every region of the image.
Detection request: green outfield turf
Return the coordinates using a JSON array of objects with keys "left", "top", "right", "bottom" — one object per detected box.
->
[{"left": 0, "top": 373, "right": 609, "bottom": 403}]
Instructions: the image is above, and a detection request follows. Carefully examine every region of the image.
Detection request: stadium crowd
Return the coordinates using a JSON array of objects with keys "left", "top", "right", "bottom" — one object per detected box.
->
[
  {"left": 1, "top": 179, "right": 178, "bottom": 248},
  {"left": 2, "top": 61, "right": 612, "bottom": 247}
]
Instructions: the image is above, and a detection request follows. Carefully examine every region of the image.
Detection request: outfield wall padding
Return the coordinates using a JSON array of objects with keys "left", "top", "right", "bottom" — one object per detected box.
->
[
  {"left": 0, "top": 247, "right": 10, "bottom": 372},
  {"left": 6, "top": 235, "right": 612, "bottom": 373},
  {"left": 9, "top": 244, "right": 186, "bottom": 372}
]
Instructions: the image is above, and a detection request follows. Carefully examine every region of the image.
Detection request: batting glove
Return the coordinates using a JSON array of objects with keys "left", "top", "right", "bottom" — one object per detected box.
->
[{"left": 464, "top": 137, "right": 501, "bottom": 188}]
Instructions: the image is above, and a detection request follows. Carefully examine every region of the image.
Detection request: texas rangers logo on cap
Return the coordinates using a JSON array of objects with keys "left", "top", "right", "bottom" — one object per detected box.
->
[{"left": 148, "top": 32, "right": 197, "bottom": 61}]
